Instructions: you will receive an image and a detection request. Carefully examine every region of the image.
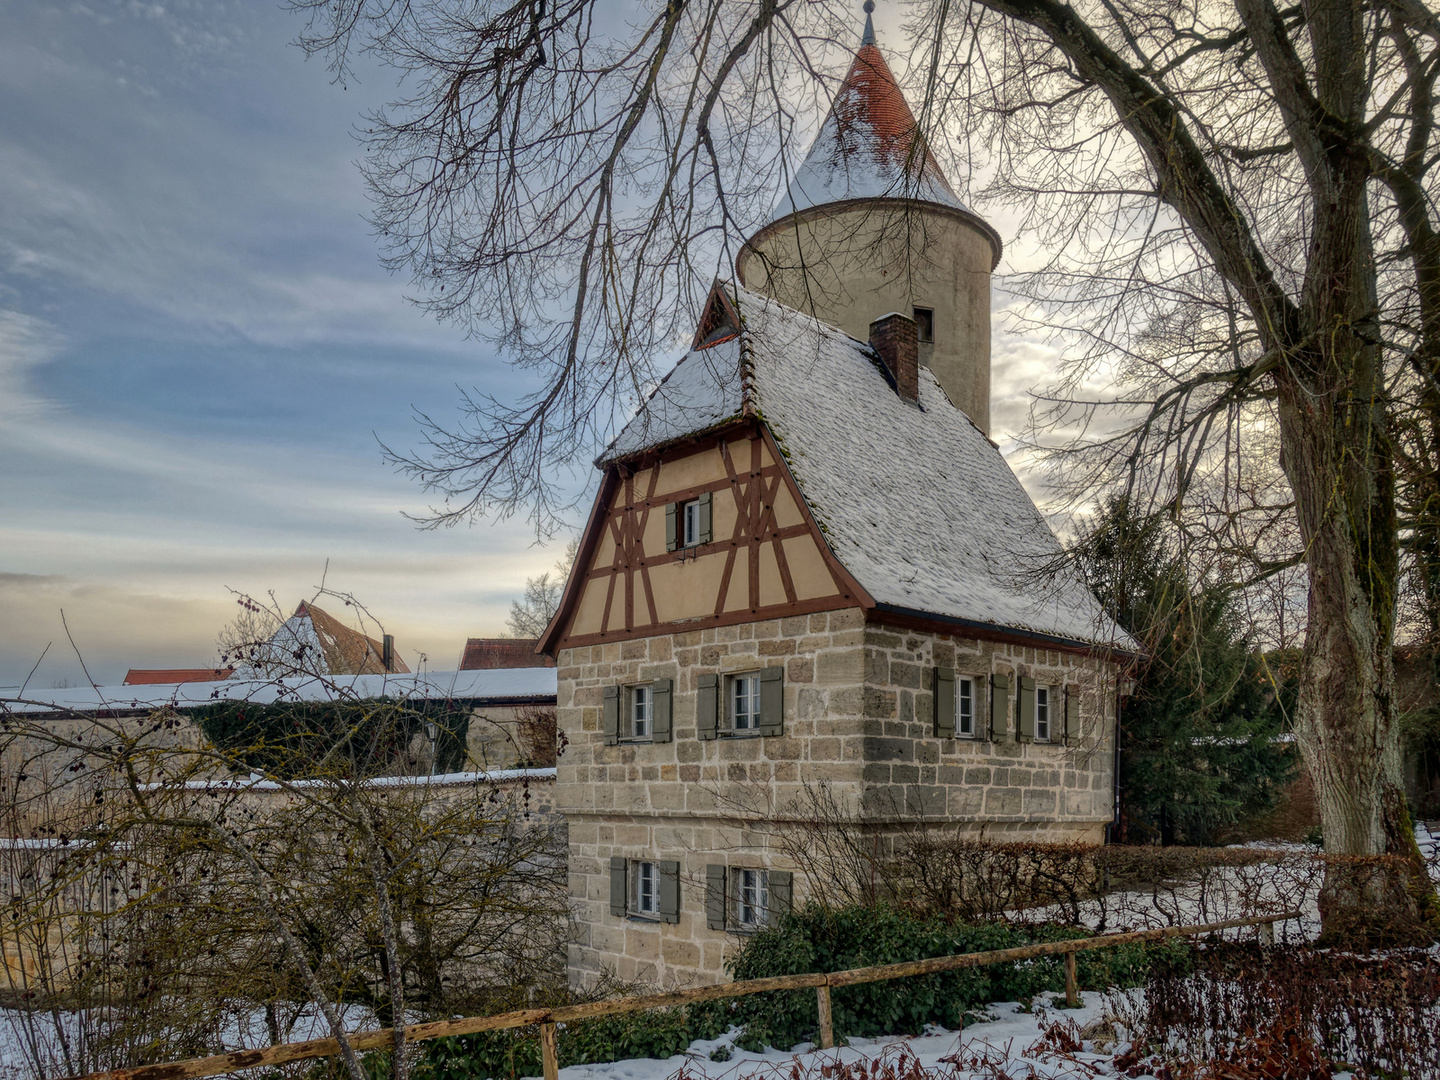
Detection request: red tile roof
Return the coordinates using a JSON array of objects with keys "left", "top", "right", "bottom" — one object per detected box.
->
[
  {"left": 123, "top": 668, "right": 234, "bottom": 685},
  {"left": 292, "top": 601, "right": 412, "bottom": 675},
  {"left": 459, "top": 638, "right": 555, "bottom": 670},
  {"left": 826, "top": 43, "right": 956, "bottom": 198}
]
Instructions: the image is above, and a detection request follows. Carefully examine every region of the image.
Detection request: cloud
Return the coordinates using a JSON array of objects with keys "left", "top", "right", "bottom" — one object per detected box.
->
[{"left": 0, "top": 309, "right": 64, "bottom": 420}]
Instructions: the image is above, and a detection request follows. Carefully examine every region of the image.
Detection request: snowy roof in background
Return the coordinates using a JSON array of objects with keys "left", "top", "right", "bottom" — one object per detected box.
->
[
  {"left": 3, "top": 667, "right": 558, "bottom": 715},
  {"left": 598, "top": 282, "right": 1134, "bottom": 651},
  {"left": 767, "top": 34, "right": 970, "bottom": 224},
  {"left": 255, "top": 601, "right": 411, "bottom": 676}
]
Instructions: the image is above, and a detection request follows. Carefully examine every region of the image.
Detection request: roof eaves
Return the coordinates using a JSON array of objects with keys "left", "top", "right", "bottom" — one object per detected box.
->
[{"left": 870, "top": 602, "right": 1142, "bottom": 659}]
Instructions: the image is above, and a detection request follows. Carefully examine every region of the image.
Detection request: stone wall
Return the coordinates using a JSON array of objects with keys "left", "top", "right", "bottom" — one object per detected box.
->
[{"left": 556, "top": 609, "right": 1119, "bottom": 989}]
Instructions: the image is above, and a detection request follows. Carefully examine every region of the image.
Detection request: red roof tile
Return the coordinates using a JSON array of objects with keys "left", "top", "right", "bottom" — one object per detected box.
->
[
  {"left": 123, "top": 668, "right": 234, "bottom": 685},
  {"left": 459, "top": 638, "right": 555, "bottom": 670}
]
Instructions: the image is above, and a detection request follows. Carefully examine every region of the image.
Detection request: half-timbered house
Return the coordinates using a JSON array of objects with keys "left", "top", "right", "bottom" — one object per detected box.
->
[{"left": 539, "top": 11, "right": 1134, "bottom": 989}]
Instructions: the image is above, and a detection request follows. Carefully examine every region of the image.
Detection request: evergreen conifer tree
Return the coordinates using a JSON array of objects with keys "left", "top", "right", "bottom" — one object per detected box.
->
[{"left": 1079, "top": 499, "right": 1296, "bottom": 844}]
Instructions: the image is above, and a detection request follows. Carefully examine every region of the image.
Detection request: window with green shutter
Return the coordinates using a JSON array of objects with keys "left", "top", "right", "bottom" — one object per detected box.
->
[
  {"left": 1064, "top": 687, "right": 1081, "bottom": 742},
  {"left": 934, "top": 666, "right": 955, "bottom": 737},
  {"left": 609, "top": 857, "right": 627, "bottom": 917},
  {"left": 697, "top": 673, "right": 719, "bottom": 740},
  {"left": 602, "top": 685, "right": 620, "bottom": 745},
  {"left": 1017, "top": 676, "right": 1036, "bottom": 742},
  {"left": 758, "top": 666, "right": 784, "bottom": 736},
  {"left": 990, "top": 673, "right": 1010, "bottom": 740},
  {"left": 657, "top": 860, "right": 680, "bottom": 924},
  {"left": 651, "top": 678, "right": 673, "bottom": 743},
  {"left": 705, "top": 864, "right": 727, "bottom": 930}
]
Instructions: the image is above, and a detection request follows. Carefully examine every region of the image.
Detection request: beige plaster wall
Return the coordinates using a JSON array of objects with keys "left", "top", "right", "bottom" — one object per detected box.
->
[
  {"left": 737, "top": 203, "right": 995, "bottom": 433},
  {"left": 568, "top": 433, "right": 847, "bottom": 642}
]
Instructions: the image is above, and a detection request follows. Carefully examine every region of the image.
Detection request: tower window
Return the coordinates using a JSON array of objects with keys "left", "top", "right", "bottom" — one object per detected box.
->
[{"left": 913, "top": 307, "right": 935, "bottom": 343}]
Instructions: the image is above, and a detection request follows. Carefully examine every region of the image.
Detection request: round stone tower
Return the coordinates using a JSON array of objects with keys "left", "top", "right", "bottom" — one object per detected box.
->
[{"left": 736, "top": 4, "right": 1001, "bottom": 432}]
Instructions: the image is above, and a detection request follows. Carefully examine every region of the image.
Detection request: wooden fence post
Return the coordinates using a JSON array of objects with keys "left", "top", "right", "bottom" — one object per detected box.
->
[
  {"left": 1260, "top": 919, "right": 1275, "bottom": 945},
  {"left": 1063, "top": 950, "right": 1078, "bottom": 1007},
  {"left": 816, "top": 982, "right": 834, "bottom": 1050},
  {"left": 541, "top": 1022, "right": 559, "bottom": 1080}
]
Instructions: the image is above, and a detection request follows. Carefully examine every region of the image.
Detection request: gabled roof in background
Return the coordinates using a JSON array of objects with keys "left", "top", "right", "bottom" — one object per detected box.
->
[
  {"left": 268, "top": 601, "right": 411, "bottom": 676},
  {"left": 460, "top": 638, "right": 555, "bottom": 670},
  {"left": 124, "top": 668, "right": 234, "bottom": 685},
  {"left": 599, "top": 282, "right": 1134, "bottom": 652},
  {"left": 767, "top": 16, "right": 969, "bottom": 225}
]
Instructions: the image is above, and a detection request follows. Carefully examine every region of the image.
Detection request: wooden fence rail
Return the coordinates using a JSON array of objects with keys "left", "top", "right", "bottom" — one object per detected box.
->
[{"left": 68, "top": 910, "right": 1298, "bottom": 1080}]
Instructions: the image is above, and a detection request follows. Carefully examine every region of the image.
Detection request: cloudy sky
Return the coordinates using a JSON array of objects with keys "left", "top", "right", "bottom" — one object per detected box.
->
[{"left": 0, "top": 1, "right": 1057, "bottom": 691}]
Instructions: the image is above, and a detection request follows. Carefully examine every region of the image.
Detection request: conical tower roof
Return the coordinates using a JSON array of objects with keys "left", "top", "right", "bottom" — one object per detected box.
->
[{"left": 767, "top": 8, "right": 969, "bottom": 224}]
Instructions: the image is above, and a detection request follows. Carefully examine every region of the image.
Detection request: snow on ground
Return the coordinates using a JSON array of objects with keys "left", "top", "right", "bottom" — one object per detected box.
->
[{"left": 558, "top": 993, "right": 1149, "bottom": 1080}]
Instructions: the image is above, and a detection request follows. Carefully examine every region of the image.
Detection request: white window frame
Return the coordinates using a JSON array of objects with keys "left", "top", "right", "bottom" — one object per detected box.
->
[
  {"left": 1035, "top": 684, "right": 1051, "bottom": 742},
  {"left": 729, "top": 672, "right": 761, "bottom": 732},
  {"left": 682, "top": 499, "right": 702, "bottom": 547},
  {"left": 735, "top": 868, "right": 769, "bottom": 929},
  {"left": 628, "top": 684, "right": 652, "bottom": 740},
  {"left": 631, "top": 860, "right": 659, "bottom": 917},
  {"left": 956, "top": 676, "right": 975, "bottom": 737}
]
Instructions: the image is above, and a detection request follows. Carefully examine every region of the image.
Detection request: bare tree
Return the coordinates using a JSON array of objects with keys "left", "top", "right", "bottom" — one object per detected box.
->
[
  {"left": 506, "top": 539, "right": 578, "bottom": 638},
  {"left": 289, "top": 0, "right": 1440, "bottom": 935}
]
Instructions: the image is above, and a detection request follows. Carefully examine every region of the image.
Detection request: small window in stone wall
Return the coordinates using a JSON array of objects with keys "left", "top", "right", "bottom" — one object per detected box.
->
[
  {"left": 705, "top": 864, "right": 793, "bottom": 930},
  {"left": 933, "top": 667, "right": 982, "bottom": 739},
  {"left": 698, "top": 667, "right": 783, "bottom": 739},
  {"left": 630, "top": 684, "right": 652, "bottom": 740},
  {"left": 957, "top": 676, "right": 975, "bottom": 737},
  {"left": 1035, "top": 684, "right": 1052, "bottom": 742},
  {"left": 602, "top": 680, "right": 672, "bottom": 744},
  {"left": 610, "top": 857, "right": 679, "bottom": 922}
]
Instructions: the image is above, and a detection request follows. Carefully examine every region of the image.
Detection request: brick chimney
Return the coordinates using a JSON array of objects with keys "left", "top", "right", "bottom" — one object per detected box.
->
[{"left": 869, "top": 312, "right": 919, "bottom": 402}]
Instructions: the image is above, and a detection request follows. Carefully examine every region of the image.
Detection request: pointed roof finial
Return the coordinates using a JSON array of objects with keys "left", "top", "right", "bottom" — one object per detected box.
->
[{"left": 862, "top": 0, "right": 876, "bottom": 46}]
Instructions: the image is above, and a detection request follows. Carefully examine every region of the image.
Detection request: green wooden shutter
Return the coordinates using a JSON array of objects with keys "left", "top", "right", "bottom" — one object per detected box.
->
[
  {"left": 1018, "top": 676, "right": 1036, "bottom": 742},
  {"left": 602, "top": 685, "right": 620, "bottom": 745},
  {"left": 990, "top": 673, "right": 1010, "bottom": 740},
  {"left": 705, "top": 865, "right": 727, "bottom": 930},
  {"left": 698, "top": 491, "right": 713, "bottom": 543},
  {"left": 697, "top": 673, "right": 719, "bottom": 740},
  {"left": 759, "top": 666, "right": 784, "bottom": 736},
  {"left": 934, "top": 666, "right": 955, "bottom": 737},
  {"left": 1064, "top": 687, "right": 1081, "bottom": 742},
  {"left": 651, "top": 678, "right": 673, "bottom": 743},
  {"left": 768, "top": 871, "right": 793, "bottom": 917},
  {"left": 658, "top": 860, "right": 680, "bottom": 924},
  {"left": 665, "top": 503, "right": 678, "bottom": 551},
  {"left": 609, "top": 857, "right": 627, "bottom": 917}
]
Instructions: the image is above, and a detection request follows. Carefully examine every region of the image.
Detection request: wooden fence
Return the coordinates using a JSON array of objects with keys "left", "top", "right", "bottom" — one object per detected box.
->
[{"left": 68, "top": 911, "right": 1297, "bottom": 1080}]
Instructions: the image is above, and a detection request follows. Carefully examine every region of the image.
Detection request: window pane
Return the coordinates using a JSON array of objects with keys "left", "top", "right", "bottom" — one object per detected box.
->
[
  {"left": 1036, "top": 686, "right": 1049, "bottom": 741},
  {"left": 683, "top": 501, "right": 699, "bottom": 546},
  {"left": 957, "top": 678, "right": 973, "bottom": 736},
  {"left": 632, "top": 685, "right": 650, "bottom": 737},
  {"left": 737, "top": 869, "right": 768, "bottom": 926},
  {"left": 733, "top": 675, "right": 759, "bottom": 729},
  {"left": 635, "top": 862, "right": 657, "bottom": 913}
]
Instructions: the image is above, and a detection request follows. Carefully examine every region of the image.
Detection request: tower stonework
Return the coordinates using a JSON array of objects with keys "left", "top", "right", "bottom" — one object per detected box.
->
[{"left": 736, "top": 15, "right": 1001, "bottom": 433}]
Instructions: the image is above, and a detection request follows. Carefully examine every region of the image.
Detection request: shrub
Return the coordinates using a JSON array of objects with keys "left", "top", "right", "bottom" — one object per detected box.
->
[
  {"left": 1132, "top": 942, "right": 1440, "bottom": 1077},
  {"left": 693, "top": 903, "right": 1188, "bottom": 1051},
  {"left": 412, "top": 1005, "right": 726, "bottom": 1080}
]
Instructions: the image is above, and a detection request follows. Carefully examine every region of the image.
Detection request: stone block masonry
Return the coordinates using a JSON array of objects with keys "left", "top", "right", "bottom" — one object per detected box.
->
[{"left": 556, "top": 609, "right": 1120, "bottom": 989}]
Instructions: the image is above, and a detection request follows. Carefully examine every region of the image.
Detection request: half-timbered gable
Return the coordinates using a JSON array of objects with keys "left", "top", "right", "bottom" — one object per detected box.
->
[{"left": 553, "top": 422, "right": 863, "bottom": 648}]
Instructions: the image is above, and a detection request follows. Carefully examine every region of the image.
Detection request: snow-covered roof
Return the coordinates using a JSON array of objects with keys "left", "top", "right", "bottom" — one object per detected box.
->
[
  {"left": 3, "top": 667, "right": 558, "bottom": 715},
  {"left": 766, "top": 33, "right": 971, "bottom": 225},
  {"left": 600, "top": 283, "right": 1135, "bottom": 651}
]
